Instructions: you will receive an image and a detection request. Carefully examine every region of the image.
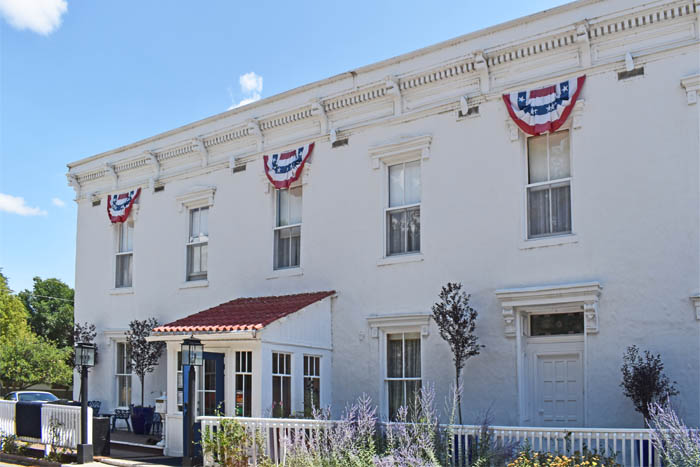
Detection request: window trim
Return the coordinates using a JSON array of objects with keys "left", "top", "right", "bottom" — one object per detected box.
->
[
  {"left": 272, "top": 185, "right": 303, "bottom": 271},
  {"left": 520, "top": 126, "right": 578, "bottom": 249},
  {"left": 115, "top": 221, "right": 134, "bottom": 289},
  {"left": 384, "top": 332, "right": 422, "bottom": 420},
  {"left": 186, "top": 206, "right": 209, "bottom": 282},
  {"left": 383, "top": 161, "right": 422, "bottom": 259},
  {"left": 235, "top": 351, "right": 253, "bottom": 417},
  {"left": 115, "top": 341, "right": 132, "bottom": 408},
  {"left": 303, "top": 355, "right": 321, "bottom": 416},
  {"left": 271, "top": 351, "right": 292, "bottom": 418}
]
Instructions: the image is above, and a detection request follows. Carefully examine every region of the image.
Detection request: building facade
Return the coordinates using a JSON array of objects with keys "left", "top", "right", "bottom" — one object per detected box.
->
[{"left": 68, "top": 0, "right": 700, "bottom": 457}]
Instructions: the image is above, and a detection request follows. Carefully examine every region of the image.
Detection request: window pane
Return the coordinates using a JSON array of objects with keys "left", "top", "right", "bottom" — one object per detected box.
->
[
  {"left": 199, "top": 208, "right": 209, "bottom": 236},
  {"left": 190, "top": 245, "right": 200, "bottom": 273},
  {"left": 387, "top": 335, "right": 403, "bottom": 378},
  {"left": 406, "top": 208, "right": 420, "bottom": 253},
  {"left": 528, "top": 187, "right": 550, "bottom": 237},
  {"left": 528, "top": 135, "right": 548, "bottom": 183},
  {"left": 119, "top": 223, "right": 133, "bottom": 252},
  {"left": 244, "top": 375, "right": 252, "bottom": 417},
  {"left": 289, "top": 187, "right": 302, "bottom": 224},
  {"left": 190, "top": 209, "right": 200, "bottom": 238},
  {"left": 117, "top": 375, "right": 131, "bottom": 407},
  {"left": 551, "top": 184, "right": 571, "bottom": 233},
  {"left": 404, "top": 161, "right": 421, "bottom": 205},
  {"left": 117, "top": 343, "right": 125, "bottom": 374},
  {"left": 387, "top": 210, "right": 406, "bottom": 255},
  {"left": 404, "top": 334, "right": 421, "bottom": 378},
  {"left": 200, "top": 243, "right": 208, "bottom": 273},
  {"left": 282, "top": 376, "right": 291, "bottom": 417},
  {"left": 405, "top": 380, "right": 422, "bottom": 418},
  {"left": 277, "top": 190, "right": 290, "bottom": 227},
  {"left": 275, "top": 227, "right": 300, "bottom": 269},
  {"left": 531, "top": 312, "right": 584, "bottom": 336},
  {"left": 388, "top": 164, "right": 404, "bottom": 207},
  {"left": 116, "top": 254, "right": 132, "bottom": 288},
  {"left": 304, "top": 377, "right": 320, "bottom": 417},
  {"left": 548, "top": 130, "right": 570, "bottom": 180},
  {"left": 388, "top": 380, "right": 404, "bottom": 421},
  {"left": 272, "top": 353, "right": 278, "bottom": 374}
]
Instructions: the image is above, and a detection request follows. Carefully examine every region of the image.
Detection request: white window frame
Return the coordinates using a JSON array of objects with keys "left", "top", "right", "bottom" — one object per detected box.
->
[
  {"left": 271, "top": 352, "right": 292, "bottom": 418},
  {"left": 519, "top": 125, "right": 578, "bottom": 250},
  {"left": 303, "top": 355, "right": 321, "bottom": 416},
  {"left": 273, "top": 186, "right": 302, "bottom": 271},
  {"left": 115, "top": 221, "right": 134, "bottom": 289},
  {"left": 367, "top": 313, "right": 430, "bottom": 420},
  {"left": 196, "top": 357, "right": 218, "bottom": 416},
  {"left": 115, "top": 341, "right": 132, "bottom": 408},
  {"left": 186, "top": 206, "right": 209, "bottom": 282},
  {"left": 369, "top": 135, "right": 431, "bottom": 266},
  {"left": 385, "top": 161, "right": 422, "bottom": 257},
  {"left": 384, "top": 332, "right": 422, "bottom": 420},
  {"left": 235, "top": 351, "right": 253, "bottom": 417},
  {"left": 176, "top": 186, "right": 215, "bottom": 287}
]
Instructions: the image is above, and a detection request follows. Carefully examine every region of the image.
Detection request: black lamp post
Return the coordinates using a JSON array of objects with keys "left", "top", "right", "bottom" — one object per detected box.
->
[
  {"left": 181, "top": 336, "right": 203, "bottom": 467},
  {"left": 75, "top": 342, "right": 96, "bottom": 464}
]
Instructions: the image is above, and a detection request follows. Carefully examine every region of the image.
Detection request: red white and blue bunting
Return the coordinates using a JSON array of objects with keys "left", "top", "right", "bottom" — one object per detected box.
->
[
  {"left": 502, "top": 75, "right": 585, "bottom": 136},
  {"left": 263, "top": 143, "right": 315, "bottom": 189},
  {"left": 107, "top": 188, "right": 141, "bottom": 223}
]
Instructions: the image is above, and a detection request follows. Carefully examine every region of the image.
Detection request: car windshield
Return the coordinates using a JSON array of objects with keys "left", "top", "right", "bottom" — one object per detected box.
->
[{"left": 18, "top": 393, "right": 58, "bottom": 402}]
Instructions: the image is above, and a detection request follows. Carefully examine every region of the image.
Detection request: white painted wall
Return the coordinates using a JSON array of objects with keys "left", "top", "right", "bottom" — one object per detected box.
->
[{"left": 72, "top": 0, "right": 700, "bottom": 430}]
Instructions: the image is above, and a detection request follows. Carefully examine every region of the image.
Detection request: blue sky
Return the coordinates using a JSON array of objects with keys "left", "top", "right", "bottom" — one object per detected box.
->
[{"left": 0, "top": 0, "right": 569, "bottom": 293}]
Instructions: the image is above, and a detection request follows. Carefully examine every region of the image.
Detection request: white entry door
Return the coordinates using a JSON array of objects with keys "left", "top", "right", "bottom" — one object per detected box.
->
[{"left": 535, "top": 353, "right": 583, "bottom": 426}]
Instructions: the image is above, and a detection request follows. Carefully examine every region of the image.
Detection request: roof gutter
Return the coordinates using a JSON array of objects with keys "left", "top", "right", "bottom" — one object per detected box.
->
[{"left": 146, "top": 330, "right": 258, "bottom": 342}]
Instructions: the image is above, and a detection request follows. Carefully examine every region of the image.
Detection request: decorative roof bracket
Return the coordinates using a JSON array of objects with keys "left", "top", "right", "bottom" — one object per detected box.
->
[
  {"left": 192, "top": 137, "right": 209, "bottom": 168},
  {"left": 474, "top": 52, "right": 490, "bottom": 94},
  {"left": 576, "top": 22, "right": 591, "bottom": 68},
  {"left": 385, "top": 75, "right": 403, "bottom": 116},
  {"left": 67, "top": 173, "right": 81, "bottom": 198},
  {"left": 310, "top": 98, "right": 329, "bottom": 135},
  {"left": 104, "top": 163, "right": 118, "bottom": 189},
  {"left": 247, "top": 119, "right": 264, "bottom": 152},
  {"left": 146, "top": 151, "right": 161, "bottom": 189}
]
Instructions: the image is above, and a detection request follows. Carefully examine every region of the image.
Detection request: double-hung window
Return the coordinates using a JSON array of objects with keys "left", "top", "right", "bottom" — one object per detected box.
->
[
  {"left": 386, "top": 161, "right": 421, "bottom": 256},
  {"left": 115, "top": 342, "right": 132, "bottom": 407},
  {"left": 303, "top": 355, "right": 320, "bottom": 417},
  {"left": 527, "top": 130, "right": 572, "bottom": 238},
  {"left": 386, "top": 333, "right": 421, "bottom": 420},
  {"left": 115, "top": 222, "right": 133, "bottom": 288},
  {"left": 235, "top": 351, "right": 252, "bottom": 417},
  {"left": 187, "top": 207, "right": 208, "bottom": 281},
  {"left": 274, "top": 187, "right": 301, "bottom": 270},
  {"left": 177, "top": 351, "right": 183, "bottom": 412},
  {"left": 271, "top": 352, "right": 291, "bottom": 418}
]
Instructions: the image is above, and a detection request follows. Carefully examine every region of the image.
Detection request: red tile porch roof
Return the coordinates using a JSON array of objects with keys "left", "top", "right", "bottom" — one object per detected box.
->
[{"left": 152, "top": 291, "right": 335, "bottom": 333}]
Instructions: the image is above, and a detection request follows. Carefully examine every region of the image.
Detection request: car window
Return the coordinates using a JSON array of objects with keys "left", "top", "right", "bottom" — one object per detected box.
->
[
  {"left": 4, "top": 394, "right": 15, "bottom": 400},
  {"left": 18, "top": 393, "right": 57, "bottom": 402}
]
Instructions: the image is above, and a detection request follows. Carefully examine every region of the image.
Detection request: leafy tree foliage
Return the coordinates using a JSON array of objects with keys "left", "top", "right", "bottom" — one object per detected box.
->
[
  {"left": 19, "top": 277, "right": 74, "bottom": 348},
  {"left": 0, "top": 272, "right": 72, "bottom": 391},
  {"left": 620, "top": 345, "right": 679, "bottom": 422},
  {"left": 126, "top": 318, "right": 165, "bottom": 406},
  {"left": 431, "top": 282, "right": 483, "bottom": 424}
]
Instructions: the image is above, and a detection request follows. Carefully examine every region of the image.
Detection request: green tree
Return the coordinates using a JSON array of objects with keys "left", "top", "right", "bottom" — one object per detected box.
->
[
  {"left": 19, "top": 277, "right": 74, "bottom": 348},
  {"left": 0, "top": 271, "right": 30, "bottom": 340},
  {"left": 0, "top": 272, "right": 73, "bottom": 392}
]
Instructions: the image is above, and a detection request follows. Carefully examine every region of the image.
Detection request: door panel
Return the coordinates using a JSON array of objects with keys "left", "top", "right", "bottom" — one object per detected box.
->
[{"left": 536, "top": 353, "right": 582, "bottom": 426}]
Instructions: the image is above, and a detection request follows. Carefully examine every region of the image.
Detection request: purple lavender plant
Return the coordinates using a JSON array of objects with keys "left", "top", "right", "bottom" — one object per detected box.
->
[{"left": 648, "top": 402, "right": 700, "bottom": 467}]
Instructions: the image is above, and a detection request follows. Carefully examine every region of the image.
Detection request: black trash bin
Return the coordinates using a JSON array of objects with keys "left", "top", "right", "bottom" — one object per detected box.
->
[{"left": 92, "top": 416, "right": 111, "bottom": 456}]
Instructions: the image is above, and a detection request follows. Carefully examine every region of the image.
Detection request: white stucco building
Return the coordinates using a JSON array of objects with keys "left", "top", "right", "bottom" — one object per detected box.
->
[{"left": 68, "top": 0, "right": 700, "bottom": 457}]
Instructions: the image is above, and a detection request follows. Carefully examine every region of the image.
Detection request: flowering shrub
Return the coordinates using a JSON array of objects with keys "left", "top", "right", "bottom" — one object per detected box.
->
[
  {"left": 648, "top": 402, "right": 700, "bottom": 467},
  {"left": 507, "top": 446, "right": 620, "bottom": 467}
]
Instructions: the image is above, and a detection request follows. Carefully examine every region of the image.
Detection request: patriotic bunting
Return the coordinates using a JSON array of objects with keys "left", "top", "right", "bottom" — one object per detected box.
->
[
  {"left": 263, "top": 143, "right": 314, "bottom": 189},
  {"left": 107, "top": 188, "right": 141, "bottom": 223},
  {"left": 502, "top": 75, "right": 585, "bottom": 136}
]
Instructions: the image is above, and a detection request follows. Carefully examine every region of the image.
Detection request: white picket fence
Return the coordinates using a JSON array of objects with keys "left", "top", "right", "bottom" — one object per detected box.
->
[
  {"left": 0, "top": 400, "right": 91, "bottom": 451},
  {"left": 198, "top": 416, "right": 664, "bottom": 467}
]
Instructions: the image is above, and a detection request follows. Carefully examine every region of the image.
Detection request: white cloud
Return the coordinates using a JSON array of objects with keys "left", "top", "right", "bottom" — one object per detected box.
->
[
  {"left": 239, "top": 72, "right": 263, "bottom": 94},
  {"left": 0, "top": 193, "right": 47, "bottom": 216},
  {"left": 227, "top": 72, "right": 263, "bottom": 109},
  {"left": 0, "top": 0, "right": 68, "bottom": 35},
  {"left": 51, "top": 197, "right": 65, "bottom": 207}
]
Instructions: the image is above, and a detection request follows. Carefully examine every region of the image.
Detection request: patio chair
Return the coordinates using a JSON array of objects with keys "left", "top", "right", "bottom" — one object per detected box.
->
[
  {"left": 87, "top": 400, "right": 101, "bottom": 416},
  {"left": 112, "top": 407, "right": 132, "bottom": 432},
  {"left": 150, "top": 412, "right": 162, "bottom": 436}
]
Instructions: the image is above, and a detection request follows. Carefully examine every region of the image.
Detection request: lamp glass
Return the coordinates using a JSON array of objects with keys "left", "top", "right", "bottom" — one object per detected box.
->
[
  {"left": 75, "top": 342, "right": 96, "bottom": 367},
  {"left": 181, "top": 337, "right": 203, "bottom": 367}
]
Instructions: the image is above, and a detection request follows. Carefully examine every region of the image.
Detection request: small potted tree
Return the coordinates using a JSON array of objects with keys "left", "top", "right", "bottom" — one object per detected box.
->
[
  {"left": 431, "top": 282, "right": 483, "bottom": 425},
  {"left": 620, "top": 345, "right": 678, "bottom": 463},
  {"left": 126, "top": 318, "right": 165, "bottom": 435}
]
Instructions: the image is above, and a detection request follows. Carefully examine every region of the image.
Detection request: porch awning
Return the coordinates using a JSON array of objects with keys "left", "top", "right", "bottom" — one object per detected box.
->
[{"left": 152, "top": 291, "right": 335, "bottom": 334}]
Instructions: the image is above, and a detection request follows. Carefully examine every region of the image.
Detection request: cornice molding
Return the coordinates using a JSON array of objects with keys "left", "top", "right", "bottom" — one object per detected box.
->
[
  {"left": 681, "top": 73, "right": 700, "bottom": 104},
  {"left": 67, "top": 0, "right": 697, "bottom": 196},
  {"left": 368, "top": 135, "right": 432, "bottom": 169},
  {"left": 176, "top": 186, "right": 216, "bottom": 212},
  {"left": 367, "top": 313, "right": 431, "bottom": 338},
  {"left": 496, "top": 281, "right": 603, "bottom": 336}
]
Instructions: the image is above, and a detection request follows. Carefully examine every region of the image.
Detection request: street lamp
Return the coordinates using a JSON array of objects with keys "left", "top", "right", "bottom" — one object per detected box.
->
[
  {"left": 75, "top": 342, "right": 96, "bottom": 464},
  {"left": 181, "top": 336, "right": 203, "bottom": 467}
]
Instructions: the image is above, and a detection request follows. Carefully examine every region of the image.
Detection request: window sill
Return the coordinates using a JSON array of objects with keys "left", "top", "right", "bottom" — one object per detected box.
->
[
  {"left": 376, "top": 253, "right": 424, "bottom": 267},
  {"left": 519, "top": 234, "right": 578, "bottom": 250},
  {"left": 179, "top": 280, "right": 209, "bottom": 289},
  {"left": 266, "top": 267, "right": 303, "bottom": 280},
  {"left": 109, "top": 287, "right": 134, "bottom": 295}
]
